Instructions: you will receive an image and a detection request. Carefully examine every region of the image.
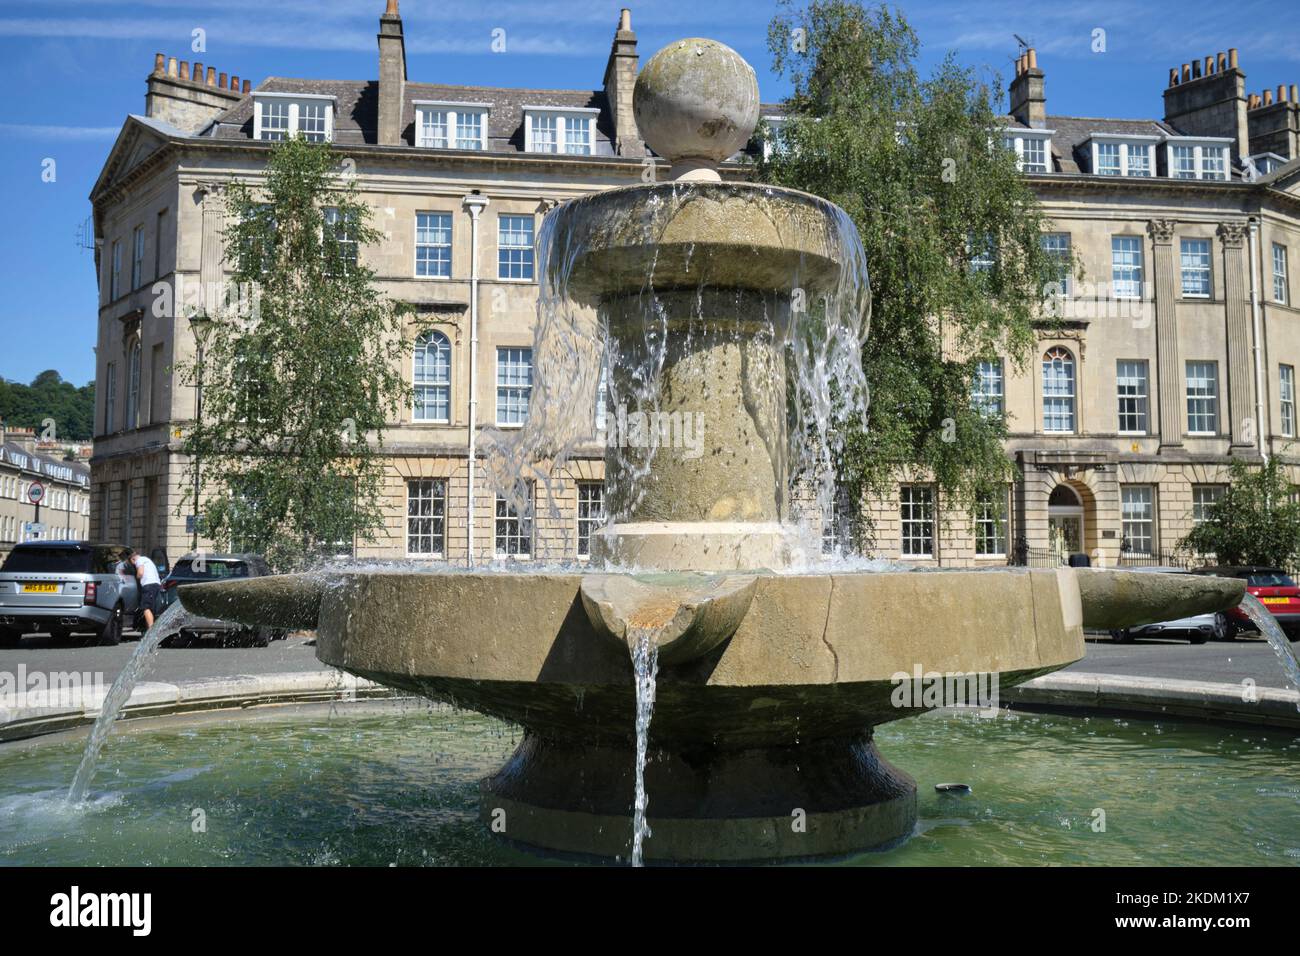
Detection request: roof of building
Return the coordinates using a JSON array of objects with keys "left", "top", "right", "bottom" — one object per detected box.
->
[
  {"left": 204, "top": 78, "right": 617, "bottom": 154},
  {"left": 0, "top": 442, "right": 90, "bottom": 486}
]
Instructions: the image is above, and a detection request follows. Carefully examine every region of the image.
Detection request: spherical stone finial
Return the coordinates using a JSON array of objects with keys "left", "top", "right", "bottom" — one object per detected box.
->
[{"left": 633, "top": 38, "right": 760, "bottom": 182}]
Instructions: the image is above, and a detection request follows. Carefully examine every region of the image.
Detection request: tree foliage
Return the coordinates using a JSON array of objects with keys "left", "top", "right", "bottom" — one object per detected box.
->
[
  {"left": 760, "top": 1, "right": 1067, "bottom": 535},
  {"left": 0, "top": 371, "right": 95, "bottom": 441},
  {"left": 178, "top": 137, "right": 409, "bottom": 569},
  {"left": 1181, "top": 459, "right": 1300, "bottom": 568}
]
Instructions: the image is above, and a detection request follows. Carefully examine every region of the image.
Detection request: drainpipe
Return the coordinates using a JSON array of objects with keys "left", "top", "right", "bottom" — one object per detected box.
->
[
  {"left": 1247, "top": 216, "right": 1268, "bottom": 462},
  {"left": 462, "top": 192, "right": 490, "bottom": 566}
]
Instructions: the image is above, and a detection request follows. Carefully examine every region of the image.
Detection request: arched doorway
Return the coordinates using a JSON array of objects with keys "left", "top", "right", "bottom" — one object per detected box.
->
[{"left": 1047, "top": 484, "right": 1084, "bottom": 560}]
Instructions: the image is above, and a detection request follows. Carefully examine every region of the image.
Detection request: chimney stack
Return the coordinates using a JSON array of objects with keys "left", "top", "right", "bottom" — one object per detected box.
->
[
  {"left": 1163, "top": 47, "right": 1249, "bottom": 165},
  {"left": 602, "top": 8, "right": 645, "bottom": 157},
  {"left": 146, "top": 51, "right": 246, "bottom": 133},
  {"left": 377, "top": 0, "right": 407, "bottom": 146},
  {"left": 1009, "top": 47, "right": 1046, "bottom": 128}
]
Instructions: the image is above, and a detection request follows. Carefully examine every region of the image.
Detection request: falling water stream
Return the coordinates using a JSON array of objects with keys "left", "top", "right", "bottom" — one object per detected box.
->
[
  {"left": 1239, "top": 593, "right": 1300, "bottom": 712},
  {"left": 67, "top": 602, "right": 190, "bottom": 804},
  {"left": 629, "top": 628, "right": 659, "bottom": 867}
]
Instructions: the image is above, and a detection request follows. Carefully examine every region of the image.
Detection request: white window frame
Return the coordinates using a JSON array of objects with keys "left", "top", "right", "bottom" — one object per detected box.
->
[
  {"left": 497, "top": 214, "right": 535, "bottom": 281},
  {"left": 1185, "top": 360, "right": 1219, "bottom": 436},
  {"left": 1111, "top": 236, "right": 1144, "bottom": 299},
  {"left": 415, "top": 212, "right": 452, "bottom": 279},
  {"left": 1191, "top": 484, "right": 1225, "bottom": 525},
  {"left": 973, "top": 359, "right": 1004, "bottom": 418},
  {"left": 413, "top": 101, "right": 490, "bottom": 150},
  {"left": 1281, "top": 364, "right": 1296, "bottom": 438},
  {"left": 1042, "top": 346, "right": 1077, "bottom": 434},
  {"left": 406, "top": 478, "right": 447, "bottom": 558},
  {"left": 1273, "top": 243, "right": 1289, "bottom": 304},
  {"left": 1116, "top": 359, "right": 1149, "bottom": 435},
  {"left": 253, "top": 93, "right": 337, "bottom": 143},
  {"left": 413, "top": 330, "right": 452, "bottom": 424},
  {"left": 899, "top": 484, "right": 936, "bottom": 558},
  {"left": 1162, "top": 137, "right": 1232, "bottom": 181},
  {"left": 523, "top": 107, "right": 599, "bottom": 155},
  {"left": 110, "top": 240, "right": 122, "bottom": 301},
  {"left": 1088, "top": 135, "right": 1157, "bottom": 177},
  {"left": 974, "top": 488, "right": 1009, "bottom": 558},
  {"left": 495, "top": 346, "right": 533, "bottom": 427},
  {"left": 1121, "top": 485, "right": 1156, "bottom": 556},
  {"left": 1041, "top": 232, "right": 1072, "bottom": 295},
  {"left": 1179, "top": 238, "right": 1211, "bottom": 298},
  {"left": 125, "top": 341, "right": 142, "bottom": 431},
  {"left": 131, "top": 226, "right": 145, "bottom": 290},
  {"left": 494, "top": 486, "right": 534, "bottom": 558},
  {"left": 576, "top": 481, "right": 605, "bottom": 558},
  {"left": 1001, "top": 129, "right": 1054, "bottom": 173}
]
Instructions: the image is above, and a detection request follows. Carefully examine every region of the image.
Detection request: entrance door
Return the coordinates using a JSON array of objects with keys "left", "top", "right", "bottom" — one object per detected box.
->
[{"left": 1047, "top": 484, "right": 1085, "bottom": 564}]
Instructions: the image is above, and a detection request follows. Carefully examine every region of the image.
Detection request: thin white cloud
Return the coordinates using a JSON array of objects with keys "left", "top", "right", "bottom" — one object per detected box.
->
[{"left": 0, "top": 122, "right": 119, "bottom": 140}]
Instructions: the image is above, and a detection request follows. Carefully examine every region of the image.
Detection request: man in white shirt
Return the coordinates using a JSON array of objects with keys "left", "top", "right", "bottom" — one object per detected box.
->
[{"left": 123, "top": 549, "right": 163, "bottom": 630}]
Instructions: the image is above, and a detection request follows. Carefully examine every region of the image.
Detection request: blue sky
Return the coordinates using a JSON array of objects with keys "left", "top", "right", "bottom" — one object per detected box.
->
[{"left": 1, "top": 0, "right": 1297, "bottom": 387}]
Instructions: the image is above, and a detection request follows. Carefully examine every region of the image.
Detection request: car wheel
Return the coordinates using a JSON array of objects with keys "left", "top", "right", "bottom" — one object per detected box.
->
[
  {"left": 98, "top": 605, "right": 123, "bottom": 647},
  {"left": 1210, "top": 613, "right": 1230, "bottom": 642},
  {"left": 1111, "top": 629, "right": 1133, "bottom": 643},
  {"left": 0, "top": 628, "right": 22, "bottom": 649}
]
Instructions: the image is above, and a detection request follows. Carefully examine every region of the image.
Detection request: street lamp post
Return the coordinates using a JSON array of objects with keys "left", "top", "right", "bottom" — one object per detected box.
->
[{"left": 188, "top": 313, "right": 213, "bottom": 552}]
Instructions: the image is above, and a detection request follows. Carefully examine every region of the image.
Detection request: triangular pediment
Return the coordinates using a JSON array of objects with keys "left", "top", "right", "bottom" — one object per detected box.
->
[{"left": 91, "top": 116, "right": 183, "bottom": 202}]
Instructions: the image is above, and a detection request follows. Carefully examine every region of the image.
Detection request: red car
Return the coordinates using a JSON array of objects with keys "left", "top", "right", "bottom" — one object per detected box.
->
[{"left": 1193, "top": 566, "right": 1300, "bottom": 639}]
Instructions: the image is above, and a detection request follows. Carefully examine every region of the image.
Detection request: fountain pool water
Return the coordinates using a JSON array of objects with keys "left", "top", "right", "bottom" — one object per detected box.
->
[{"left": 4, "top": 703, "right": 1297, "bottom": 866}]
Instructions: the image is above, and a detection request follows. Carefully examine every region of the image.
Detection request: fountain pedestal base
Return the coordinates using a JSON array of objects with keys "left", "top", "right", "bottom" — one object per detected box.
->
[{"left": 480, "top": 731, "right": 916, "bottom": 862}]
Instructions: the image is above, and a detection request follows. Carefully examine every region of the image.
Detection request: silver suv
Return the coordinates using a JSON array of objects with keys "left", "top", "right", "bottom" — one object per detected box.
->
[{"left": 0, "top": 541, "right": 141, "bottom": 647}]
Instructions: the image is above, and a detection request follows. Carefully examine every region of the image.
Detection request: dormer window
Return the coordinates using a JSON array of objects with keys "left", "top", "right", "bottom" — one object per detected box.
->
[
  {"left": 524, "top": 108, "right": 598, "bottom": 156},
  {"left": 413, "top": 102, "right": 490, "bottom": 150},
  {"left": 1246, "top": 153, "right": 1286, "bottom": 178},
  {"left": 1163, "top": 137, "right": 1231, "bottom": 181},
  {"left": 1088, "top": 135, "right": 1156, "bottom": 177},
  {"left": 1002, "top": 130, "right": 1053, "bottom": 173},
  {"left": 253, "top": 93, "right": 336, "bottom": 143}
]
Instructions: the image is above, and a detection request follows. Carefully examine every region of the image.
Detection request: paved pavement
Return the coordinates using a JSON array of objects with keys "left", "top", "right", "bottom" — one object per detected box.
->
[{"left": 0, "top": 628, "right": 1295, "bottom": 690}]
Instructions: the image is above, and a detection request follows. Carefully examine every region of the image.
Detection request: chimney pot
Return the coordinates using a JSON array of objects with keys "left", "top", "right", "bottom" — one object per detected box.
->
[
  {"left": 179, "top": 61, "right": 190, "bottom": 81},
  {"left": 1192, "top": 59, "right": 1202, "bottom": 79},
  {"left": 1027, "top": 48, "right": 1037, "bottom": 70},
  {"left": 1291, "top": 84, "right": 1298, "bottom": 102},
  {"left": 218, "top": 71, "right": 228, "bottom": 88},
  {"left": 242, "top": 79, "right": 251, "bottom": 94},
  {"left": 192, "top": 62, "right": 203, "bottom": 83},
  {"left": 230, "top": 75, "right": 239, "bottom": 90},
  {"left": 1218, "top": 52, "right": 1227, "bottom": 71},
  {"left": 385, "top": 0, "right": 399, "bottom": 15},
  {"left": 1229, "top": 48, "right": 1238, "bottom": 69},
  {"left": 167, "top": 57, "right": 178, "bottom": 77},
  {"left": 619, "top": 8, "right": 631, "bottom": 31},
  {"left": 207, "top": 66, "right": 216, "bottom": 86},
  {"left": 1279, "top": 84, "right": 1287, "bottom": 101},
  {"left": 1182, "top": 63, "right": 1191, "bottom": 82},
  {"left": 1264, "top": 90, "right": 1273, "bottom": 106},
  {"left": 153, "top": 53, "right": 166, "bottom": 75},
  {"left": 1169, "top": 67, "right": 1179, "bottom": 87},
  {"left": 1204, "top": 55, "right": 1214, "bottom": 75}
]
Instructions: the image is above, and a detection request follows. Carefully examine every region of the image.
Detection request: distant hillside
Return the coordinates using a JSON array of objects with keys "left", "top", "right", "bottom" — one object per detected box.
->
[{"left": 0, "top": 371, "right": 95, "bottom": 442}]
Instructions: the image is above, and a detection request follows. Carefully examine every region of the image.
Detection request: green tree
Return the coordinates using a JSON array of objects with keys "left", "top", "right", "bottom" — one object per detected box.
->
[
  {"left": 761, "top": 1, "right": 1067, "bottom": 541},
  {"left": 178, "top": 137, "right": 409, "bottom": 569},
  {"left": 0, "top": 371, "right": 95, "bottom": 441},
  {"left": 1181, "top": 459, "right": 1300, "bottom": 568}
]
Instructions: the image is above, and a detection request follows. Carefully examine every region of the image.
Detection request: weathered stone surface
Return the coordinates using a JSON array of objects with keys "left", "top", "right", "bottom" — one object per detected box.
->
[{"left": 1075, "top": 569, "right": 1244, "bottom": 629}]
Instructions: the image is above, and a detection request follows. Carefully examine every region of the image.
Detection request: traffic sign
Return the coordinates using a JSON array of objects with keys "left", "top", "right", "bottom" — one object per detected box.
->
[{"left": 27, "top": 482, "right": 45, "bottom": 505}]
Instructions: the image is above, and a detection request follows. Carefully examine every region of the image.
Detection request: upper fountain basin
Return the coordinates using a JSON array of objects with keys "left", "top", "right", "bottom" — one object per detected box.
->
[{"left": 547, "top": 181, "right": 854, "bottom": 303}]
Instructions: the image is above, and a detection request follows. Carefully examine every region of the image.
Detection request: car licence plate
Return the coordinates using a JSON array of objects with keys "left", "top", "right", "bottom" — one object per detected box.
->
[
  {"left": 1262, "top": 597, "right": 1290, "bottom": 606},
  {"left": 21, "top": 583, "right": 58, "bottom": 594}
]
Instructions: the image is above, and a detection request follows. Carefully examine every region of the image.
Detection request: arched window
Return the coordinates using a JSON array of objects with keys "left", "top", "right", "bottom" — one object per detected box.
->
[
  {"left": 413, "top": 330, "right": 451, "bottom": 423},
  {"left": 1042, "top": 346, "right": 1076, "bottom": 433},
  {"left": 125, "top": 340, "right": 142, "bottom": 430}
]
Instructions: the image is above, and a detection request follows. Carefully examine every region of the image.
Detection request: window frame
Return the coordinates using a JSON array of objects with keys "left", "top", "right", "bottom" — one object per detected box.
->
[
  {"left": 1089, "top": 135, "right": 1157, "bottom": 177},
  {"left": 899, "top": 484, "right": 936, "bottom": 558},
  {"left": 576, "top": 481, "right": 605, "bottom": 558},
  {"left": 1191, "top": 484, "right": 1226, "bottom": 526},
  {"left": 1111, "top": 235, "right": 1145, "bottom": 299},
  {"left": 495, "top": 346, "right": 533, "bottom": 427},
  {"left": 253, "top": 92, "right": 337, "bottom": 143},
  {"left": 973, "top": 487, "right": 1009, "bottom": 558},
  {"left": 972, "top": 358, "right": 1004, "bottom": 419},
  {"left": 523, "top": 107, "right": 599, "bottom": 155},
  {"left": 1281, "top": 364, "right": 1296, "bottom": 438},
  {"left": 406, "top": 478, "right": 447, "bottom": 558},
  {"left": 1185, "top": 360, "right": 1219, "bottom": 436},
  {"left": 1042, "top": 346, "right": 1077, "bottom": 434},
  {"left": 1273, "top": 243, "right": 1289, "bottom": 304},
  {"left": 1179, "top": 237, "right": 1212, "bottom": 298},
  {"left": 412, "top": 101, "right": 491, "bottom": 150},
  {"left": 1163, "top": 137, "right": 1232, "bottom": 181},
  {"left": 1121, "top": 485, "right": 1156, "bottom": 556},
  {"left": 494, "top": 485, "right": 534, "bottom": 559},
  {"left": 1116, "top": 359, "right": 1149, "bottom": 435},
  {"left": 412, "top": 330, "right": 452, "bottom": 424},
  {"left": 415, "top": 211, "right": 453, "bottom": 279},
  {"left": 110, "top": 240, "right": 122, "bottom": 301},
  {"left": 1040, "top": 232, "right": 1072, "bottom": 296},
  {"left": 131, "top": 225, "right": 145, "bottom": 290},
  {"left": 497, "top": 213, "right": 535, "bottom": 281},
  {"left": 125, "top": 341, "right": 142, "bottom": 431}
]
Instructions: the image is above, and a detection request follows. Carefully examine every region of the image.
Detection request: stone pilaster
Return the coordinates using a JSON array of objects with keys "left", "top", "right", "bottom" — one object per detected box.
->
[
  {"left": 1148, "top": 218, "right": 1183, "bottom": 449},
  {"left": 1217, "top": 220, "right": 1257, "bottom": 450}
]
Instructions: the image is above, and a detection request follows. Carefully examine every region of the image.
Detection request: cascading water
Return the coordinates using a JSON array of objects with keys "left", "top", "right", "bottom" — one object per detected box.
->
[
  {"left": 67, "top": 602, "right": 191, "bottom": 804},
  {"left": 1238, "top": 593, "right": 1300, "bottom": 712},
  {"left": 629, "top": 627, "right": 659, "bottom": 867}
]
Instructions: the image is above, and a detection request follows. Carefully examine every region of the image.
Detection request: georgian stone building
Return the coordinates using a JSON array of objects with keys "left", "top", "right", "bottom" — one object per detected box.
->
[
  {"left": 0, "top": 427, "right": 91, "bottom": 561},
  {"left": 89, "top": 4, "right": 1300, "bottom": 567}
]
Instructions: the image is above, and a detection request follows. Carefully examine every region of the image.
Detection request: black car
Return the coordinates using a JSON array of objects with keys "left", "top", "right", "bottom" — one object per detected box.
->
[{"left": 160, "top": 553, "right": 286, "bottom": 647}]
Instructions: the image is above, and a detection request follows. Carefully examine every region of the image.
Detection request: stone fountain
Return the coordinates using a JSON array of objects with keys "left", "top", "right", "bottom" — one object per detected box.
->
[{"left": 179, "top": 38, "right": 1245, "bottom": 863}]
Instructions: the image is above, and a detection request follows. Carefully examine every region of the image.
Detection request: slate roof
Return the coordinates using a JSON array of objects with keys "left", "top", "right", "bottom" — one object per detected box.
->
[
  {"left": 205, "top": 78, "right": 616, "bottom": 155},
  {"left": 1001, "top": 113, "right": 1240, "bottom": 177},
  {"left": 0, "top": 443, "right": 90, "bottom": 486}
]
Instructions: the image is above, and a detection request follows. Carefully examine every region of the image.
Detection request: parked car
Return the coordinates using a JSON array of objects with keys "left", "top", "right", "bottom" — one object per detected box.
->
[
  {"left": 1191, "top": 566, "right": 1300, "bottom": 639},
  {"left": 160, "top": 553, "right": 284, "bottom": 647},
  {"left": 0, "top": 541, "right": 140, "bottom": 647},
  {"left": 1109, "top": 566, "right": 1227, "bottom": 644}
]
